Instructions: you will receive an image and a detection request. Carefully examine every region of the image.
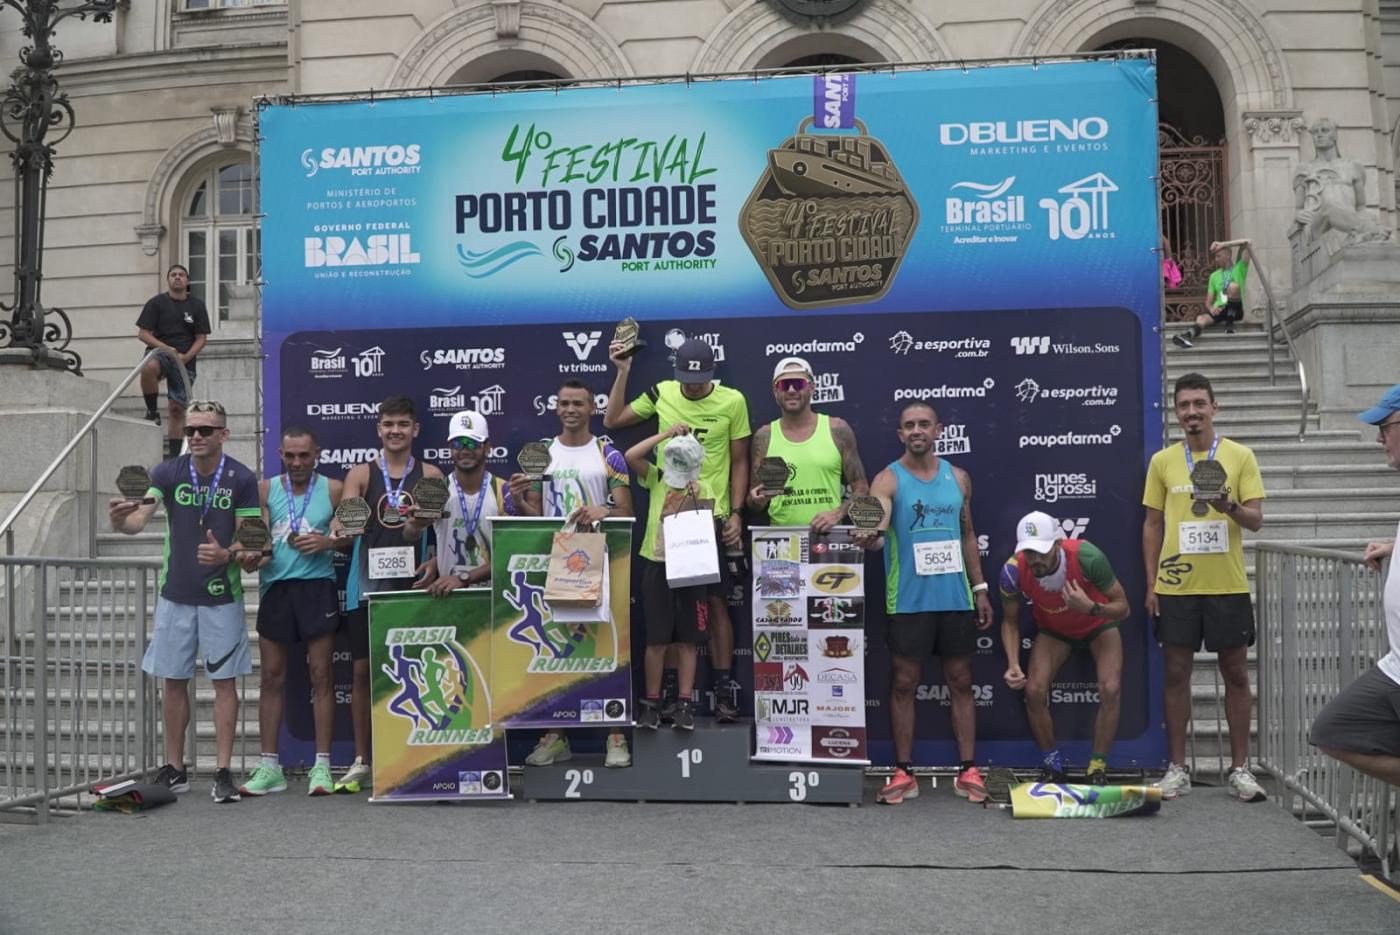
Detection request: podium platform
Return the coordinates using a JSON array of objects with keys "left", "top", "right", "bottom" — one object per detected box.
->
[{"left": 522, "top": 719, "right": 864, "bottom": 804}]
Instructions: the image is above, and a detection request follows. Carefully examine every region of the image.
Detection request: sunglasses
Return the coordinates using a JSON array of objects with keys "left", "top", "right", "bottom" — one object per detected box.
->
[
  {"left": 450, "top": 437, "right": 484, "bottom": 450},
  {"left": 186, "top": 400, "right": 226, "bottom": 415},
  {"left": 182, "top": 425, "right": 224, "bottom": 438},
  {"left": 775, "top": 378, "right": 810, "bottom": 392}
]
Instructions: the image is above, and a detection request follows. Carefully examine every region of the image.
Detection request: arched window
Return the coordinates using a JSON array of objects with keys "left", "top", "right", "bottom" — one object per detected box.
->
[
  {"left": 782, "top": 53, "right": 864, "bottom": 69},
  {"left": 180, "top": 158, "right": 257, "bottom": 322}
]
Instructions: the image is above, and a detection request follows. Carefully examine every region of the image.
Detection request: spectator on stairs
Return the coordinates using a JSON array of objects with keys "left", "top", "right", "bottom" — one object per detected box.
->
[{"left": 1173, "top": 239, "right": 1250, "bottom": 349}]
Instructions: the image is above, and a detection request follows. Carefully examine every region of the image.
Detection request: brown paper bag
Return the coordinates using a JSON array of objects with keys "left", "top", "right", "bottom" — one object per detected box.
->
[{"left": 543, "top": 525, "right": 607, "bottom": 608}]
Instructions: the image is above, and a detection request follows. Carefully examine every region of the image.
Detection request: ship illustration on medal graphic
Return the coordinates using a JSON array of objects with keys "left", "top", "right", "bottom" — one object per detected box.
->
[{"left": 740, "top": 116, "right": 920, "bottom": 309}]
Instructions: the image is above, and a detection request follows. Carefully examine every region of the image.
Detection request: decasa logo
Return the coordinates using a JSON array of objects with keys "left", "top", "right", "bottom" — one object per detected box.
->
[
  {"left": 301, "top": 144, "right": 421, "bottom": 178},
  {"left": 419, "top": 348, "right": 506, "bottom": 371},
  {"left": 938, "top": 118, "right": 1109, "bottom": 146},
  {"left": 1019, "top": 424, "right": 1122, "bottom": 449},
  {"left": 894, "top": 378, "right": 995, "bottom": 401},
  {"left": 809, "top": 566, "right": 861, "bottom": 595}
]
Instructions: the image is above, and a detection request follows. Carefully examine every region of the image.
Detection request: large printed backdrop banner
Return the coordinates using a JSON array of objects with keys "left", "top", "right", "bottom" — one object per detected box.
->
[{"left": 260, "top": 59, "right": 1166, "bottom": 767}]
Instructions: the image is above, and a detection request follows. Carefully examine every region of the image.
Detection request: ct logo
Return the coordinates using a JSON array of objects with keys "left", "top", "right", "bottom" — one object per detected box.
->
[{"left": 810, "top": 567, "right": 861, "bottom": 594}]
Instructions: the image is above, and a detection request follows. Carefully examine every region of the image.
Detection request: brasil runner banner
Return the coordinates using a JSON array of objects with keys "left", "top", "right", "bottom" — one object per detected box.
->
[
  {"left": 489, "top": 517, "right": 633, "bottom": 729},
  {"left": 751, "top": 526, "right": 869, "bottom": 765},
  {"left": 368, "top": 589, "right": 509, "bottom": 801},
  {"left": 260, "top": 57, "right": 1166, "bottom": 767},
  {"left": 1009, "top": 782, "right": 1162, "bottom": 818}
]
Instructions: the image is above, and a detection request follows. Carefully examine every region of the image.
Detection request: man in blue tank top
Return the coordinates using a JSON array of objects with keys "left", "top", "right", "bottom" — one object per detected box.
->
[
  {"left": 858, "top": 401, "right": 993, "bottom": 805},
  {"left": 241, "top": 426, "right": 349, "bottom": 799}
]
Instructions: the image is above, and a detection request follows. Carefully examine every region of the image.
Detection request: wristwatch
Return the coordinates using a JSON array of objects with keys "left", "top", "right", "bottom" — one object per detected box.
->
[{"left": 1089, "top": 602, "right": 1102, "bottom": 617}]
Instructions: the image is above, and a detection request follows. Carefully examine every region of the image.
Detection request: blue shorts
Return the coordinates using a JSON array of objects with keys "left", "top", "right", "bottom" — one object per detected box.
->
[
  {"left": 157, "top": 354, "right": 197, "bottom": 407},
  {"left": 142, "top": 597, "right": 250, "bottom": 680}
]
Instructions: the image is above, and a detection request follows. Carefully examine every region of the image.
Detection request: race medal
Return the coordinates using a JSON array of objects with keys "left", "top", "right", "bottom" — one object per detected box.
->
[
  {"left": 739, "top": 117, "right": 919, "bottom": 309},
  {"left": 334, "top": 497, "right": 371, "bottom": 536},
  {"left": 613, "top": 317, "right": 646, "bottom": 359},
  {"left": 756, "top": 456, "right": 793, "bottom": 498},
  {"left": 1191, "top": 500, "right": 1210, "bottom": 517},
  {"left": 233, "top": 516, "right": 273, "bottom": 556},
  {"left": 518, "top": 441, "right": 552, "bottom": 481},
  {"left": 411, "top": 476, "right": 449, "bottom": 520},
  {"left": 116, "top": 465, "right": 155, "bottom": 504},
  {"left": 847, "top": 495, "right": 884, "bottom": 529}
]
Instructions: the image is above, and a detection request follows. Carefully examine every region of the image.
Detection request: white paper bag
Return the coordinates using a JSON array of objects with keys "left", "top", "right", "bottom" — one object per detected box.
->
[{"left": 662, "top": 509, "right": 721, "bottom": 588}]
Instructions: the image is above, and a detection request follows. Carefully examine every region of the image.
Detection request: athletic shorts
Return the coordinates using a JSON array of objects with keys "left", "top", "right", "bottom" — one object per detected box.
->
[
  {"left": 142, "top": 597, "right": 250, "bottom": 680},
  {"left": 1208, "top": 300, "right": 1243, "bottom": 324},
  {"left": 1044, "top": 621, "right": 1120, "bottom": 651},
  {"left": 1154, "top": 592, "right": 1255, "bottom": 652},
  {"left": 885, "top": 610, "right": 978, "bottom": 659},
  {"left": 157, "top": 354, "right": 196, "bottom": 407},
  {"left": 343, "top": 606, "right": 370, "bottom": 661},
  {"left": 256, "top": 578, "right": 340, "bottom": 644},
  {"left": 1309, "top": 667, "right": 1400, "bottom": 757},
  {"left": 640, "top": 559, "right": 711, "bottom": 647}
]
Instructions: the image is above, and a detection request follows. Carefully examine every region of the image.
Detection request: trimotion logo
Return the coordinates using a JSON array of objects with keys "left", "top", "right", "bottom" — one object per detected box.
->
[
  {"left": 889, "top": 331, "right": 991, "bottom": 358},
  {"left": 765, "top": 333, "right": 863, "bottom": 356},
  {"left": 419, "top": 347, "right": 506, "bottom": 371},
  {"left": 1014, "top": 377, "right": 1118, "bottom": 406},
  {"left": 938, "top": 118, "right": 1109, "bottom": 146},
  {"left": 1034, "top": 472, "right": 1098, "bottom": 503},
  {"left": 894, "top": 378, "right": 995, "bottom": 402},
  {"left": 301, "top": 144, "right": 421, "bottom": 178},
  {"left": 1018, "top": 425, "right": 1122, "bottom": 449}
]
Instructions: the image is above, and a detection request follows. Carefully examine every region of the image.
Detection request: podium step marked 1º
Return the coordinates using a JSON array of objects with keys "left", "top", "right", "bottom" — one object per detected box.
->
[{"left": 523, "top": 720, "right": 864, "bottom": 804}]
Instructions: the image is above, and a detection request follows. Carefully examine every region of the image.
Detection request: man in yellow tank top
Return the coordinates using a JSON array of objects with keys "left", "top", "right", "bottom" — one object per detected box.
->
[{"left": 746, "top": 357, "right": 869, "bottom": 531}]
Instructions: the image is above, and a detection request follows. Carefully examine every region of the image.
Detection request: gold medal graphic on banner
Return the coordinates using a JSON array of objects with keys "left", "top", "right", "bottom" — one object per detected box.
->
[{"left": 739, "top": 117, "right": 919, "bottom": 309}]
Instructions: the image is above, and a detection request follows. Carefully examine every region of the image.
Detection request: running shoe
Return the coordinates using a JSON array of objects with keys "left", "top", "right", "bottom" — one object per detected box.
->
[
  {"left": 153, "top": 763, "right": 188, "bottom": 794},
  {"left": 672, "top": 699, "right": 696, "bottom": 731},
  {"left": 659, "top": 696, "right": 677, "bottom": 725},
  {"left": 143, "top": 409, "right": 161, "bottom": 426},
  {"left": 877, "top": 768, "right": 919, "bottom": 805},
  {"left": 525, "top": 733, "right": 571, "bottom": 767},
  {"left": 334, "top": 756, "right": 371, "bottom": 794},
  {"left": 1157, "top": 762, "right": 1191, "bottom": 799},
  {"left": 1086, "top": 759, "right": 1109, "bottom": 786},
  {"left": 1228, "top": 766, "right": 1267, "bottom": 803},
  {"left": 954, "top": 765, "right": 989, "bottom": 803},
  {"left": 307, "top": 763, "right": 334, "bottom": 796},
  {"left": 604, "top": 733, "right": 631, "bottom": 768},
  {"left": 635, "top": 699, "right": 661, "bottom": 730},
  {"left": 1037, "top": 764, "right": 1069, "bottom": 785},
  {"left": 211, "top": 768, "right": 241, "bottom": 804},
  {"left": 1172, "top": 333, "right": 1194, "bottom": 349},
  {"left": 713, "top": 682, "right": 739, "bottom": 723},
  {"left": 239, "top": 762, "right": 287, "bottom": 796}
]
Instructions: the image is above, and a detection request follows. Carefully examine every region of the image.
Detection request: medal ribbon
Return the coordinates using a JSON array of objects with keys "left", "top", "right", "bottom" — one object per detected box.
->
[
  {"left": 378, "top": 450, "right": 415, "bottom": 509},
  {"left": 283, "top": 472, "right": 317, "bottom": 535},
  {"left": 189, "top": 453, "right": 227, "bottom": 528},
  {"left": 1182, "top": 434, "right": 1220, "bottom": 475},
  {"left": 452, "top": 473, "right": 489, "bottom": 546}
]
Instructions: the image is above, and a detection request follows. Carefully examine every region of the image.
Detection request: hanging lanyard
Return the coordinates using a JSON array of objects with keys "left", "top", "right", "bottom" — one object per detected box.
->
[
  {"left": 189, "top": 454, "right": 227, "bottom": 528},
  {"left": 283, "top": 472, "right": 317, "bottom": 535},
  {"left": 452, "top": 473, "right": 489, "bottom": 545},
  {"left": 378, "top": 451, "right": 414, "bottom": 508},
  {"left": 1183, "top": 435, "right": 1220, "bottom": 473}
]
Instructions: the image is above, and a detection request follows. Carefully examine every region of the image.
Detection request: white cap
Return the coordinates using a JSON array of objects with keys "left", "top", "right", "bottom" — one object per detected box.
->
[
  {"left": 661, "top": 434, "right": 705, "bottom": 489},
  {"left": 447, "top": 410, "right": 490, "bottom": 443},
  {"left": 1015, "top": 511, "right": 1064, "bottom": 554},
  {"left": 772, "top": 356, "right": 814, "bottom": 383}
]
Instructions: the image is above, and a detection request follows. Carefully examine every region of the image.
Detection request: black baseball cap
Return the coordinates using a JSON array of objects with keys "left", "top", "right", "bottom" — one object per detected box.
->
[{"left": 674, "top": 338, "right": 715, "bottom": 384}]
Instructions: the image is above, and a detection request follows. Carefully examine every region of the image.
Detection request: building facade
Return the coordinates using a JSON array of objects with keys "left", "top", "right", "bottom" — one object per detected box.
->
[{"left": 2, "top": 0, "right": 1397, "bottom": 392}]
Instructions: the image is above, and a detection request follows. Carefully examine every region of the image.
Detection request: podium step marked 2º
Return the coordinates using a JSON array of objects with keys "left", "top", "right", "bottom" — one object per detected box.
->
[{"left": 522, "top": 720, "right": 864, "bottom": 804}]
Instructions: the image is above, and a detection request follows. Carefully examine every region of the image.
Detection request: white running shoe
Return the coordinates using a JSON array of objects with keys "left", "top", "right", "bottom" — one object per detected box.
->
[
  {"left": 1228, "top": 766, "right": 1267, "bottom": 803},
  {"left": 334, "top": 756, "right": 371, "bottom": 793},
  {"left": 604, "top": 733, "right": 631, "bottom": 768},
  {"left": 1157, "top": 762, "right": 1191, "bottom": 799},
  {"left": 525, "top": 733, "right": 571, "bottom": 767}
]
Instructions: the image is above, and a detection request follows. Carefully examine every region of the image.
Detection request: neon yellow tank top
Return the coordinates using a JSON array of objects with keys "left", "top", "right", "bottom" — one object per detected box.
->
[{"left": 765, "top": 413, "right": 843, "bottom": 526}]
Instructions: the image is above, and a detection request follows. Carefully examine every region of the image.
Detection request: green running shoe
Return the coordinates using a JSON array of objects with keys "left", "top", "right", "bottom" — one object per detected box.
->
[
  {"left": 239, "top": 762, "right": 287, "bottom": 797},
  {"left": 307, "top": 763, "right": 334, "bottom": 796}
]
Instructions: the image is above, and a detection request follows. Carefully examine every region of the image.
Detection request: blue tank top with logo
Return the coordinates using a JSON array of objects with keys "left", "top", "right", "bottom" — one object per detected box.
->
[
  {"left": 884, "top": 459, "right": 972, "bottom": 614},
  {"left": 262, "top": 474, "right": 336, "bottom": 593}
]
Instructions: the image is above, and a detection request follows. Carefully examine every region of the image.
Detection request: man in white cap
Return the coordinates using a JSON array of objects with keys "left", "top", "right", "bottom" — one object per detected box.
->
[
  {"left": 1309, "top": 381, "right": 1400, "bottom": 786},
  {"left": 403, "top": 409, "right": 513, "bottom": 594},
  {"left": 998, "top": 511, "right": 1130, "bottom": 784},
  {"left": 747, "top": 356, "right": 868, "bottom": 533}
]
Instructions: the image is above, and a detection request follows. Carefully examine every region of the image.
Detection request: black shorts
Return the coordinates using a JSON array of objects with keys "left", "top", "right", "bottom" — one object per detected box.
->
[
  {"left": 1154, "top": 592, "right": 1255, "bottom": 652},
  {"left": 640, "top": 558, "right": 711, "bottom": 647},
  {"left": 256, "top": 578, "right": 340, "bottom": 645},
  {"left": 343, "top": 607, "right": 370, "bottom": 661},
  {"left": 1309, "top": 667, "right": 1400, "bottom": 757},
  {"left": 1208, "top": 300, "right": 1243, "bottom": 324},
  {"left": 886, "top": 611, "right": 978, "bottom": 658}
]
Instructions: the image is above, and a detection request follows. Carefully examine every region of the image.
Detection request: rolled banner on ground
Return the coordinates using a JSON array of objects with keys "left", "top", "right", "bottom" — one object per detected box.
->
[{"left": 1009, "top": 782, "right": 1162, "bottom": 818}]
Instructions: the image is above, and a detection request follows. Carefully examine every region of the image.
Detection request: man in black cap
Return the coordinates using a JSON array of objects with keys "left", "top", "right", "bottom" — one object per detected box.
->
[
  {"left": 605, "top": 336, "right": 750, "bottom": 721},
  {"left": 136, "top": 264, "right": 211, "bottom": 459}
]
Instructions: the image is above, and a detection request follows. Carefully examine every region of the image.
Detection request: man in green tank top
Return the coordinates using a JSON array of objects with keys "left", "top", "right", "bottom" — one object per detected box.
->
[{"left": 747, "top": 357, "right": 868, "bottom": 532}]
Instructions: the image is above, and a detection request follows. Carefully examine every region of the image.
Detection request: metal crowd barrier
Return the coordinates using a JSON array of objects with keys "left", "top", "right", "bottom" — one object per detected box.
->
[{"left": 1255, "top": 543, "right": 1397, "bottom": 883}]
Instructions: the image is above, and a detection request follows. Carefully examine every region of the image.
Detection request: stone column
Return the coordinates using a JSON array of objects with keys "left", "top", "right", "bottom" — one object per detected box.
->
[{"left": 1241, "top": 110, "right": 1306, "bottom": 312}]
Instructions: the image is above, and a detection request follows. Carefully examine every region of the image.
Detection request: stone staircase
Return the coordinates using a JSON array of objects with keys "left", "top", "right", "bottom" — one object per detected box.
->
[{"left": 1163, "top": 321, "right": 1399, "bottom": 775}]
